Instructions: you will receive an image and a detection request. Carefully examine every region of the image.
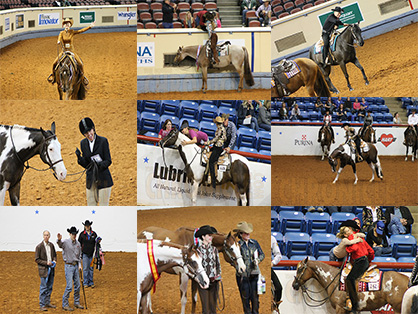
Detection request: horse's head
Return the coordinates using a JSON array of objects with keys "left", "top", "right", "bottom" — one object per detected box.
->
[
  {"left": 59, "top": 60, "right": 72, "bottom": 93},
  {"left": 182, "top": 246, "right": 210, "bottom": 289},
  {"left": 173, "top": 46, "right": 185, "bottom": 64},
  {"left": 292, "top": 257, "right": 313, "bottom": 290},
  {"left": 221, "top": 232, "right": 246, "bottom": 274},
  {"left": 159, "top": 128, "right": 179, "bottom": 148},
  {"left": 39, "top": 122, "right": 67, "bottom": 181},
  {"left": 350, "top": 22, "right": 364, "bottom": 46},
  {"left": 328, "top": 154, "right": 338, "bottom": 173}
]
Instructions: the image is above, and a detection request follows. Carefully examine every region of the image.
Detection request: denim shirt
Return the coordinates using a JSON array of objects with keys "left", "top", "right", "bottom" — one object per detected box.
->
[{"left": 237, "top": 238, "right": 265, "bottom": 277}]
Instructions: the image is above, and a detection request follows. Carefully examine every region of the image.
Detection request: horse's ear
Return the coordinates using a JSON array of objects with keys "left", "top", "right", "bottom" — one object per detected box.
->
[
  {"left": 303, "top": 256, "right": 309, "bottom": 264},
  {"left": 357, "top": 20, "right": 360, "bottom": 25},
  {"left": 227, "top": 231, "right": 232, "bottom": 238},
  {"left": 40, "top": 127, "right": 47, "bottom": 137},
  {"left": 51, "top": 122, "right": 56, "bottom": 134}
]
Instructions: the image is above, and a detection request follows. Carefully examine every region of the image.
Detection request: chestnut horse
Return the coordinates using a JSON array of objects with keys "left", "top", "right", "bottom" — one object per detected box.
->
[
  {"left": 138, "top": 226, "right": 245, "bottom": 314},
  {"left": 404, "top": 126, "right": 417, "bottom": 162},
  {"left": 319, "top": 126, "right": 333, "bottom": 161},
  {"left": 292, "top": 258, "right": 408, "bottom": 314},
  {"left": 53, "top": 52, "right": 86, "bottom": 100},
  {"left": 359, "top": 125, "right": 376, "bottom": 144}
]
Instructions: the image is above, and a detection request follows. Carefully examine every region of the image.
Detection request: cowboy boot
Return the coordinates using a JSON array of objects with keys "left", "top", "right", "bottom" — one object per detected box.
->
[
  {"left": 343, "top": 297, "right": 352, "bottom": 312},
  {"left": 211, "top": 34, "right": 220, "bottom": 64}
]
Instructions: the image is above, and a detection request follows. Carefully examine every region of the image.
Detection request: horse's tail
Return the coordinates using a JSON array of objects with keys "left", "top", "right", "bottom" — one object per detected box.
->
[
  {"left": 243, "top": 47, "right": 255, "bottom": 87},
  {"left": 314, "top": 67, "right": 331, "bottom": 97},
  {"left": 77, "top": 80, "right": 87, "bottom": 100}
]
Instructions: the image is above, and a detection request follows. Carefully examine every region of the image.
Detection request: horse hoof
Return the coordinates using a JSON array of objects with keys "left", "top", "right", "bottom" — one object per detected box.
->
[
  {"left": 365, "top": 82, "right": 369, "bottom": 86},
  {"left": 349, "top": 87, "right": 354, "bottom": 91},
  {"left": 354, "top": 181, "right": 358, "bottom": 185}
]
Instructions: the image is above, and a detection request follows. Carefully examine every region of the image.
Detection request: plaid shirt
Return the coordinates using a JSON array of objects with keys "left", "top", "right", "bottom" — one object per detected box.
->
[{"left": 197, "top": 243, "right": 221, "bottom": 280}]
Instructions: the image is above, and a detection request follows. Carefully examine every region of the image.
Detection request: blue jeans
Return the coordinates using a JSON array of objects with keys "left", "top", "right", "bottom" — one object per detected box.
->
[
  {"left": 162, "top": 22, "right": 173, "bottom": 29},
  {"left": 82, "top": 254, "right": 94, "bottom": 286},
  {"left": 259, "top": 123, "right": 271, "bottom": 131},
  {"left": 236, "top": 275, "right": 259, "bottom": 314},
  {"left": 39, "top": 268, "right": 54, "bottom": 307},
  {"left": 63, "top": 264, "right": 81, "bottom": 307},
  {"left": 242, "top": 9, "right": 249, "bottom": 24},
  {"left": 329, "top": 247, "right": 344, "bottom": 262},
  {"left": 373, "top": 246, "right": 392, "bottom": 256},
  {"left": 389, "top": 216, "right": 406, "bottom": 234},
  {"left": 243, "top": 117, "right": 259, "bottom": 132}
]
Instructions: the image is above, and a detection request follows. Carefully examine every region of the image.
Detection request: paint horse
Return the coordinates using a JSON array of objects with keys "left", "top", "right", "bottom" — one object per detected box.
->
[
  {"left": 328, "top": 140, "right": 383, "bottom": 184},
  {"left": 401, "top": 285, "right": 418, "bottom": 314},
  {"left": 137, "top": 238, "right": 210, "bottom": 314},
  {"left": 139, "top": 226, "right": 245, "bottom": 314},
  {"left": 0, "top": 123, "right": 67, "bottom": 205},
  {"left": 319, "top": 126, "right": 333, "bottom": 161},
  {"left": 159, "top": 129, "right": 251, "bottom": 206},
  {"left": 292, "top": 258, "right": 408, "bottom": 314},
  {"left": 174, "top": 43, "right": 255, "bottom": 93}
]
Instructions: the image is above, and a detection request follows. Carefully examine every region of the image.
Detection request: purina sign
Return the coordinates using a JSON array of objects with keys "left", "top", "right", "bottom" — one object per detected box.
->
[{"left": 137, "top": 42, "right": 155, "bottom": 67}]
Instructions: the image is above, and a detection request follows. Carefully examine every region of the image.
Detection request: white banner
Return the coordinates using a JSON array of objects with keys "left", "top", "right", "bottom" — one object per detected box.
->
[
  {"left": 272, "top": 126, "right": 406, "bottom": 156},
  {"left": 137, "top": 144, "right": 271, "bottom": 206},
  {"left": 137, "top": 42, "right": 155, "bottom": 67},
  {"left": 5, "top": 17, "right": 10, "bottom": 31},
  {"left": 118, "top": 11, "right": 137, "bottom": 20},
  {"left": 38, "top": 13, "right": 59, "bottom": 26}
]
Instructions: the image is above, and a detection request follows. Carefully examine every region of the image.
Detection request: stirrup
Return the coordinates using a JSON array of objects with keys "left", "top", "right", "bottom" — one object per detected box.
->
[
  {"left": 83, "top": 77, "right": 89, "bottom": 85},
  {"left": 47, "top": 74, "right": 55, "bottom": 84}
]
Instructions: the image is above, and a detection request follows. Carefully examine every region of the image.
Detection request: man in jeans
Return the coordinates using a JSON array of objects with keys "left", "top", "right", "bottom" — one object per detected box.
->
[
  {"left": 57, "top": 226, "right": 84, "bottom": 311},
  {"left": 78, "top": 220, "right": 98, "bottom": 288},
  {"left": 35, "top": 230, "right": 57, "bottom": 311}
]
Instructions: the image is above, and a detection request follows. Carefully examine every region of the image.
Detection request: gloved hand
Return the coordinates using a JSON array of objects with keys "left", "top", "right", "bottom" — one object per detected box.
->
[{"left": 75, "top": 148, "right": 81, "bottom": 158}]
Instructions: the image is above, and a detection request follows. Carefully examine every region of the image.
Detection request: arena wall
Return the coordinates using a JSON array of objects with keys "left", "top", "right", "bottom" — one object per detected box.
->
[
  {"left": 0, "top": 5, "right": 137, "bottom": 49},
  {"left": 137, "top": 28, "right": 271, "bottom": 92},
  {"left": 271, "top": 125, "right": 407, "bottom": 156},
  {"left": 137, "top": 144, "right": 271, "bottom": 206},
  {"left": 0, "top": 207, "right": 137, "bottom": 252},
  {"left": 271, "top": 0, "right": 418, "bottom": 63}
]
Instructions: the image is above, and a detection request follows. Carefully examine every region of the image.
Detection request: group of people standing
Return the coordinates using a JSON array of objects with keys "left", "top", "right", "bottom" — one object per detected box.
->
[{"left": 35, "top": 221, "right": 100, "bottom": 311}]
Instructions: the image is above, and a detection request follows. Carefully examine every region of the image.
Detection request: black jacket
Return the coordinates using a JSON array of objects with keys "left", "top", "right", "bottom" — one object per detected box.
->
[
  {"left": 78, "top": 134, "right": 113, "bottom": 189},
  {"left": 78, "top": 230, "right": 98, "bottom": 257},
  {"left": 162, "top": 2, "right": 174, "bottom": 23},
  {"left": 322, "top": 14, "right": 344, "bottom": 34},
  {"left": 384, "top": 206, "right": 414, "bottom": 234}
]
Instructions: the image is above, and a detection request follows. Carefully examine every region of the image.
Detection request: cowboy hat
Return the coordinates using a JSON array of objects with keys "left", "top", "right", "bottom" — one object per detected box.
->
[
  {"left": 79, "top": 117, "right": 95, "bottom": 135},
  {"left": 233, "top": 221, "right": 254, "bottom": 234},
  {"left": 331, "top": 6, "right": 344, "bottom": 13},
  {"left": 341, "top": 122, "right": 351, "bottom": 128},
  {"left": 67, "top": 226, "right": 79, "bottom": 234},
  {"left": 339, "top": 220, "right": 360, "bottom": 231},
  {"left": 62, "top": 17, "right": 73, "bottom": 27},
  {"left": 213, "top": 116, "right": 225, "bottom": 124},
  {"left": 82, "top": 220, "right": 93, "bottom": 226},
  {"left": 221, "top": 113, "right": 230, "bottom": 120},
  {"left": 195, "top": 225, "right": 218, "bottom": 238}
]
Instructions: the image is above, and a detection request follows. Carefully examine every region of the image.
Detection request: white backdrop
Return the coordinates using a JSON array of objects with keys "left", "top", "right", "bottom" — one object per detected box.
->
[
  {"left": 137, "top": 144, "right": 271, "bottom": 206},
  {"left": 272, "top": 126, "right": 407, "bottom": 156},
  {"left": 0, "top": 207, "right": 136, "bottom": 252}
]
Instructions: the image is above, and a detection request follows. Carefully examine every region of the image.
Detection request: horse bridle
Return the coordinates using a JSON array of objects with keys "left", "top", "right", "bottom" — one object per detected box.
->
[
  {"left": 182, "top": 251, "right": 205, "bottom": 281},
  {"left": 222, "top": 238, "right": 243, "bottom": 267},
  {"left": 159, "top": 129, "right": 179, "bottom": 168}
]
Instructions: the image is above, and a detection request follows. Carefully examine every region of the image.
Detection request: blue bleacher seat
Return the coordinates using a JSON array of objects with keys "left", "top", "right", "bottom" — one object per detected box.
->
[
  {"left": 198, "top": 103, "right": 218, "bottom": 121},
  {"left": 159, "top": 114, "right": 180, "bottom": 130},
  {"left": 271, "top": 210, "right": 279, "bottom": 231},
  {"left": 309, "top": 111, "right": 320, "bottom": 121},
  {"left": 368, "top": 105, "right": 378, "bottom": 113},
  {"left": 391, "top": 234, "right": 417, "bottom": 258},
  {"left": 285, "top": 232, "right": 311, "bottom": 258},
  {"left": 311, "top": 233, "right": 337, "bottom": 258},
  {"left": 373, "top": 112, "right": 384, "bottom": 122},
  {"left": 300, "top": 111, "right": 309, "bottom": 121},
  {"left": 272, "top": 231, "right": 285, "bottom": 254},
  {"left": 306, "top": 102, "right": 315, "bottom": 111},
  {"left": 331, "top": 212, "right": 355, "bottom": 233},
  {"left": 277, "top": 206, "right": 300, "bottom": 212},
  {"left": 179, "top": 101, "right": 199, "bottom": 119},
  {"left": 239, "top": 147, "right": 258, "bottom": 162},
  {"left": 290, "top": 255, "right": 315, "bottom": 261},
  {"left": 142, "top": 100, "right": 161, "bottom": 113},
  {"left": 199, "top": 121, "right": 217, "bottom": 137},
  {"left": 258, "top": 150, "right": 271, "bottom": 164},
  {"left": 144, "top": 131, "right": 158, "bottom": 138},
  {"left": 160, "top": 100, "right": 180, "bottom": 116},
  {"left": 237, "top": 128, "right": 257, "bottom": 148},
  {"left": 180, "top": 118, "right": 199, "bottom": 131},
  {"left": 305, "top": 212, "right": 331, "bottom": 235},
  {"left": 218, "top": 106, "right": 238, "bottom": 125},
  {"left": 397, "top": 256, "right": 415, "bottom": 271},
  {"left": 317, "top": 255, "right": 330, "bottom": 261},
  {"left": 140, "top": 112, "right": 161, "bottom": 133},
  {"left": 257, "top": 130, "right": 271, "bottom": 151},
  {"left": 372, "top": 256, "right": 397, "bottom": 271},
  {"left": 379, "top": 106, "right": 390, "bottom": 113},
  {"left": 279, "top": 211, "right": 305, "bottom": 234},
  {"left": 384, "top": 112, "right": 393, "bottom": 123}
]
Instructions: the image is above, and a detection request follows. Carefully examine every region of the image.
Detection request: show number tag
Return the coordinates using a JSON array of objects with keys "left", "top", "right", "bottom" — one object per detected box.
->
[{"left": 218, "top": 165, "right": 227, "bottom": 172}]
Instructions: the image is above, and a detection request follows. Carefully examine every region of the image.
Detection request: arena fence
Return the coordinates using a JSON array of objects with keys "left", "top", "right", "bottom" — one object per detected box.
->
[
  {"left": 271, "top": 0, "right": 418, "bottom": 63},
  {"left": 272, "top": 125, "right": 408, "bottom": 155},
  {"left": 137, "top": 139, "right": 271, "bottom": 206},
  {"left": 137, "top": 27, "right": 271, "bottom": 93},
  {"left": 0, "top": 5, "right": 137, "bottom": 49},
  {"left": 274, "top": 260, "right": 414, "bottom": 314}
]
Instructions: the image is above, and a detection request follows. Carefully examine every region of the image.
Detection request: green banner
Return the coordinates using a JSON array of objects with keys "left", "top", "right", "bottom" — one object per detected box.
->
[
  {"left": 80, "top": 12, "right": 95, "bottom": 24},
  {"left": 318, "top": 3, "right": 364, "bottom": 29}
]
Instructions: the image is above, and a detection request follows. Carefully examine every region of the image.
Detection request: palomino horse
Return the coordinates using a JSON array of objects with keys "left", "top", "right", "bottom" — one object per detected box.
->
[
  {"left": 271, "top": 58, "right": 331, "bottom": 97},
  {"left": 159, "top": 129, "right": 251, "bottom": 206},
  {"left": 0, "top": 123, "right": 67, "bottom": 205},
  {"left": 292, "top": 258, "right": 408, "bottom": 314},
  {"left": 137, "top": 239, "right": 210, "bottom": 314},
  {"left": 309, "top": 23, "right": 369, "bottom": 94},
  {"left": 173, "top": 43, "right": 255, "bottom": 93},
  {"left": 404, "top": 126, "right": 417, "bottom": 162},
  {"left": 139, "top": 226, "right": 246, "bottom": 314},
  {"left": 359, "top": 125, "right": 376, "bottom": 144},
  {"left": 53, "top": 52, "right": 86, "bottom": 100},
  {"left": 319, "top": 126, "right": 333, "bottom": 161},
  {"left": 328, "top": 140, "right": 383, "bottom": 184},
  {"left": 401, "top": 285, "right": 418, "bottom": 314}
]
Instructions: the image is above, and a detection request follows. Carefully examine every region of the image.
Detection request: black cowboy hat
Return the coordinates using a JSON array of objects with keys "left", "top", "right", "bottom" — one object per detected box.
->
[
  {"left": 339, "top": 220, "right": 360, "bottom": 231},
  {"left": 82, "top": 220, "right": 93, "bottom": 226},
  {"left": 195, "top": 225, "right": 218, "bottom": 238},
  {"left": 67, "top": 226, "right": 79, "bottom": 234},
  {"left": 180, "top": 120, "right": 189, "bottom": 131},
  {"left": 331, "top": 6, "right": 344, "bottom": 13},
  {"left": 79, "top": 117, "right": 95, "bottom": 135},
  {"left": 341, "top": 123, "right": 351, "bottom": 128}
]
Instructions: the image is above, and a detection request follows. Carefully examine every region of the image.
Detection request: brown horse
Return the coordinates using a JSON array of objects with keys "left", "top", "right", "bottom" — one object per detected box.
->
[
  {"left": 138, "top": 226, "right": 246, "bottom": 314},
  {"left": 359, "top": 125, "right": 376, "bottom": 143},
  {"left": 271, "top": 58, "right": 331, "bottom": 97},
  {"left": 328, "top": 141, "right": 383, "bottom": 184},
  {"left": 319, "top": 126, "right": 333, "bottom": 161},
  {"left": 404, "top": 126, "right": 417, "bottom": 162},
  {"left": 292, "top": 258, "right": 408, "bottom": 314},
  {"left": 53, "top": 52, "right": 86, "bottom": 100},
  {"left": 173, "top": 43, "right": 254, "bottom": 93}
]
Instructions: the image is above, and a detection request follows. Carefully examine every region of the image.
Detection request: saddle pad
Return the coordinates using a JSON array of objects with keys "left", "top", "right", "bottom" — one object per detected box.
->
[
  {"left": 314, "top": 32, "right": 341, "bottom": 54},
  {"left": 340, "top": 263, "right": 382, "bottom": 292},
  {"left": 205, "top": 41, "right": 230, "bottom": 58},
  {"left": 284, "top": 60, "right": 301, "bottom": 79},
  {"left": 360, "top": 140, "right": 369, "bottom": 153}
]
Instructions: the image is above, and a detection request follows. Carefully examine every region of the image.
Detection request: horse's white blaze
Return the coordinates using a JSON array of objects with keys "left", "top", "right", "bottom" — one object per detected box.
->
[
  {"left": 190, "top": 252, "right": 210, "bottom": 289},
  {"left": 142, "top": 231, "right": 154, "bottom": 240},
  {"left": 48, "top": 138, "right": 67, "bottom": 180},
  {"left": 231, "top": 242, "right": 246, "bottom": 273}
]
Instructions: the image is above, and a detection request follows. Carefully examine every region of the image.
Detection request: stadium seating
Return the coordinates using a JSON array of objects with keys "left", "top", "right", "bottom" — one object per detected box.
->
[
  {"left": 331, "top": 212, "right": 355, "bottom": 234},
  {"left": 238, "top": 128, "right": 257, "bottom": 148},
  {"left": 179, "top": 101, "right": 199, "bottom": 119},
  {"left": 391, "top": 234, "right": 417, "bottom": 258},
  {"left": 285, "top": 232, "right": 311, "bottom": 257},
  {"left": 279, "top": 211, "right": 305, "bottom": 233},
  {"left": 271, "top": 210, "right": 279, "bottom": 231},
  {"left": 159, "top": 114, "right": 180, "bottom": 130},
  {"left": 305, "top": 212, "right": 331, "bottom": 235},
  {"left": 199, "top": 121, "right": 217, "bottom": 138},
  {"left": 272, "top": 231, "right": 285, "bottom": 254},
  {"left": 140, "top": 112, "right": 160, "bottom": 133},
  {"left": 198, "top": 103, "right": 218, "bottom": 121},
  {"left": 160, "top": 100, "right": 180, "bottom": 116},
  {"left": 311, "top": 233, "right": 337, "bottom": 258}
]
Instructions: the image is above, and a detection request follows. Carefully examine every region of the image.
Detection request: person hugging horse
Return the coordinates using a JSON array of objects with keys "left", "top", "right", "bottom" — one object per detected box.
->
[
  {"left": 48, "top": 17, "right": 95, "bottom": 86},
  {"left": 340, "top": 219, "right": 375, "bottom": 312},
  {"left": 180, "top": 120, "right": 208, "bottom": 146},
  {"left": 318, "top": 109, "right": 335, "bottom": 143},
  {"left": 342, "top": 123, "right": 363, "bottom": 162},
  {"left": 205, "top": 116, "right": 227, "bottom": 189}
]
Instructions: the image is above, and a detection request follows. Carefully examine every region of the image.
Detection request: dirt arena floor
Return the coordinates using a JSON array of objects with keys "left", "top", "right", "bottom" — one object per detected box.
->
[
  {"left": 289, "top": 23, "right": 418, "bottom": 97},
  {"left": 272, "top": 156, "right": 418, "bottom": 206},
  {"left": 137, "top": 206, "right": 271, "bottom": 314},
  {"left": 0, "top": 32, "right": 136, "bottom": 100},
  {"left": 0, "top": 251, "right": 136, "bottom": 313},
  {"left": 138, "top": 88, "right": 270, "bottom": 100},
  {"left": 0, "top": 100, "right": 137, "bottom": 206}
]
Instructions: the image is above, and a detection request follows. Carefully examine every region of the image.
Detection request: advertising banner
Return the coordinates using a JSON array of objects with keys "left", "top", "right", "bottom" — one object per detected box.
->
[
  {"left": 318, "top": 2, "right": 364, "bottom": 28},
  {"left": 38, "top": 13, "right": 59, "bottom": 26},
  {"left": 137, "top": 144, "right": 271, "bottom": 206},
  {"left": 137, "top": 42, "right": 155, "bottom": 67},
  {"left": 16, "top": 14, "right": 24, "bottom": 29},
  {"left": 5, "top": 17, "right": 10, "bottom": 31},
  {"left": 272, "top": 125, "right": 405, "bottom": 156},
  {"left": 80, "top": 11, "right": 95, "bottom": 24},
  {"left": 118, "top": 11, "right": 137, "bottom": 20}
]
